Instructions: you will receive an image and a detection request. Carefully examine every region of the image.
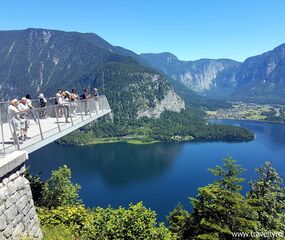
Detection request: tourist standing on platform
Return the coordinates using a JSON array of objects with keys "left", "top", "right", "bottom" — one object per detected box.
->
[
  {"left": 62, "top": 91, "right": 71, "bottom": 123},
  {"left": 55, "top": 89, "right": 63, "bottom": 118},
  {"left": 17, "top": 98, "right": 30, "bottom": 141},
  {"left": 38, "top": 93, "right": 47, "bottom": 118},
  {"left": 93, "top": 88, "right": 99, "bottom": 97},
  {"left": 26, "top": 94, "right": 37, "bottom": 124},
  {"left": 70, "top": 89, "right": 79, "bottom": 115},
  {"left": 7, "top": 99, "right": 21, "bottom": 143},
  {"left": 93, "top": 88, "right": 100, "bottom": 113},
  {"left": 81, "top": 88, "right": 91, "bottom": 115},
  {"left": 25, "top": 95, "right": 33, "bottom": 108}
]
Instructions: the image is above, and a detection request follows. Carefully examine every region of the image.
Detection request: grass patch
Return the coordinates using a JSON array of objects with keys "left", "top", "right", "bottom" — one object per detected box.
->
[
  {"left": 84, "top": 136, "right": 160, "bottom": 145},
  {"left": 125, "top": 139, "right": 160, "bottom": 145}
]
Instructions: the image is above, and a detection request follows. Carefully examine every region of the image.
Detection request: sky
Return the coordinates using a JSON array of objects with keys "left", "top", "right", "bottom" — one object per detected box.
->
[{"left": 1, "top": 0, "right": 285, "bottom": 62}]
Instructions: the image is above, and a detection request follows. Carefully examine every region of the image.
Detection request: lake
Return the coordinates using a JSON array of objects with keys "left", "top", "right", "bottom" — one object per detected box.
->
[{"left": 27, "top": 120, "right": 285, "bottom": 222}]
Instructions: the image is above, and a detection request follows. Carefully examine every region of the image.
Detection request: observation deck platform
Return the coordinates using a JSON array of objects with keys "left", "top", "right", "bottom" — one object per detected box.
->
[{"left": 0, "top": 96, "right": 111, "bottom": 157}]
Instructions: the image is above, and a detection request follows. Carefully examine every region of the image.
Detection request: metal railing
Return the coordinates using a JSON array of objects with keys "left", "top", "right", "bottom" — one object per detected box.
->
[
  {"left": 0, "top": 96, "right": 111, "bottom": 157},
  {"left": 0, "top": 97, "right": 56, "bottom": 123}
]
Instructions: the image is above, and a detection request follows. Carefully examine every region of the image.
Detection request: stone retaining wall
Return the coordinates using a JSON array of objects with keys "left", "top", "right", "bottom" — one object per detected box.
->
[{"left": 0, "top": 151, "right": 42, "bottom": 239}]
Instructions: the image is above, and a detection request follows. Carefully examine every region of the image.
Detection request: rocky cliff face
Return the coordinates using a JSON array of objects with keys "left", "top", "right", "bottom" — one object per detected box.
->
[
  {"left": 177, "top": 59, "right": 238, "bottom": 93},
  {"left": 137, "top": 88, "right": 185, "bottom": 118},
  {"left": 140, "top": 53, "right": 240, "bottom": 95}
]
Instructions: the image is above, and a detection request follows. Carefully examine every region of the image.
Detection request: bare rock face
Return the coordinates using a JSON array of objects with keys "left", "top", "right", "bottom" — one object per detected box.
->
[
  {"left": 137, "top": 89, "right": 185, "bottom": 118},
  {"left": 178, "top": 60, "right": 229, "bottom": 92},
  {"left": 140, "top": 53, "right": 239, "bottom": 96}
]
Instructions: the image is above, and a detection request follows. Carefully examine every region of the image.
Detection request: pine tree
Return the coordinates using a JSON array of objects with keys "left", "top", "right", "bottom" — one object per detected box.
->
[
  {"left": 209, "top": 156, "right": 245, "bottom": 192},
  {"left": 167, "top": 203, "right": 192, "bottom": 240},
  {"left": 247, "top": 162, "right": 285, "bottom": 234},
  {"left": 189, "top": 157, "right": 259, "bottom": 239}
]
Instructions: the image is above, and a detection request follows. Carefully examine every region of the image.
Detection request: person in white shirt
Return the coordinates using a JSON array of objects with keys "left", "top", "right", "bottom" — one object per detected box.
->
[
  {"left": 93, "top": 88, "right": 100, "bottom": 113},
  {"left": 93, "top": 88, "right": 99, "bottom": 97},
  {"left": 62, "top": 91, "right": 71, "bottom": 123},
  {"left": 25, "top": 95, "right": 33, "bottom": 108},
  {"left": 25, "top": 94, "right": 37, "bottom": 124},
  {"left": 55, "top": 89, "right": 64, "bottom": 118},
  {"left": 8, "top": 99, "right": 22, "bottom": 142},
  {"left": 17, "top": 97, "right": 30, "bottom": 141},
  {"left": 55, "top": 90, "right": 70, "bottom": 123}
]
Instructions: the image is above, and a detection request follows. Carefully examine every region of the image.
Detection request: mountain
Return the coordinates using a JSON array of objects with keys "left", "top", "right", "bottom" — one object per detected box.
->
[
  {"left": 0, "top": 28, "right": 231, "bottom": 111},
  {"left": 141, "top": 45, "right": 285, "bottom": 104},
  {"left": 230, "top": 44, "right": 285, "bottom": 103},
  {"left": 0, "top": 28, "right": 253, "bottom": 142},
  {"left": 0, "top": 28, "right": 184, "bottom": 118}
]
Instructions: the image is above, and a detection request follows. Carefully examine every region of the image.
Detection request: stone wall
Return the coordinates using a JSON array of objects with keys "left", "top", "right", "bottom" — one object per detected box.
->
[{"left": 0, "top": 151, "right": 42, "bottom": 239}]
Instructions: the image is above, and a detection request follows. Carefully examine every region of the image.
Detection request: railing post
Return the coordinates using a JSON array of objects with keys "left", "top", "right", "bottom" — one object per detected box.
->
[
  {"left": 69, "top": 102, "right": 74, "bottom": 126},
  {"left": 1, "top": 122, "right": 6, "bottom": 154},
  {"left": 89, "top": 98, "right": 92, "bottom": 118},
  {"left": 36, "top": 109, "right": 44, "bottom": 140},
  {"left": 79, "top": 101, "right": 84, "bottom": 121},
  {"left": 54, "top": 105, "right": 61, "bottom": 132},
  {"left": 95, "top": 97, "right": 99, "bottom": 114}
]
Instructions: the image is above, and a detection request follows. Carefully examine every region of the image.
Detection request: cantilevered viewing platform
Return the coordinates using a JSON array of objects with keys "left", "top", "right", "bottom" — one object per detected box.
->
[{"left": 0, "top": 96, "right": 111, "bottom": 157}]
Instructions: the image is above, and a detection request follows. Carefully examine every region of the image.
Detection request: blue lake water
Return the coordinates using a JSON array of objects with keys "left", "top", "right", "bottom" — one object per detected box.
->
[{"left": 27, "top": 120, "right": 285, "bottom": 222}]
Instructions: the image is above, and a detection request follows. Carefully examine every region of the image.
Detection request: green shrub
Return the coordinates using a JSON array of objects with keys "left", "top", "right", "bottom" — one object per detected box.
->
[
  {"left": 38, "top": 202, "right": 176, "bottom": 240},
  {"left": 38, "top": 205, "right": 93, "bottom": 236},
  {"left": 40, "top": 165, "right": 81, "bottom": 209},
  {"left": 90, "top": 202, "right": 175, "bottom": 240}
]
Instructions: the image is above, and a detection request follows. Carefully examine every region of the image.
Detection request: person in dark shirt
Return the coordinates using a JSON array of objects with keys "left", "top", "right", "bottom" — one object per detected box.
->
[
  {"left": 81, "top": 88, "right": 90, "bottom": 115},
  {"left": 70, "top": 89, "right": 79, "bottom": 115},
  {"left": 81, "top": 88, "right": 90, "bottom": 100},
  {"left": 38, "top": 93, "right": 47, "bottom": 118}
]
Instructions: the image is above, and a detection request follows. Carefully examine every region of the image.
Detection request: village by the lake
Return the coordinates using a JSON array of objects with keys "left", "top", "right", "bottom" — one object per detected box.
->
[{"left": 207, "top": 102, "right": 285, "bottom": 123}]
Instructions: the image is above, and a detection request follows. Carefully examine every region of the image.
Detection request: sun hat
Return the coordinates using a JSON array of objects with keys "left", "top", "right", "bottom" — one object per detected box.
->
[{"left": 11, "top": 99, "right": 18, "bottom": 105}]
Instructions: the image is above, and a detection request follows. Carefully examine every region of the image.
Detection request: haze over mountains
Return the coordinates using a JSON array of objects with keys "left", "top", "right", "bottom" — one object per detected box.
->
[{"left": 141, "top": 44, "right": 285, "bottom": 104}]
